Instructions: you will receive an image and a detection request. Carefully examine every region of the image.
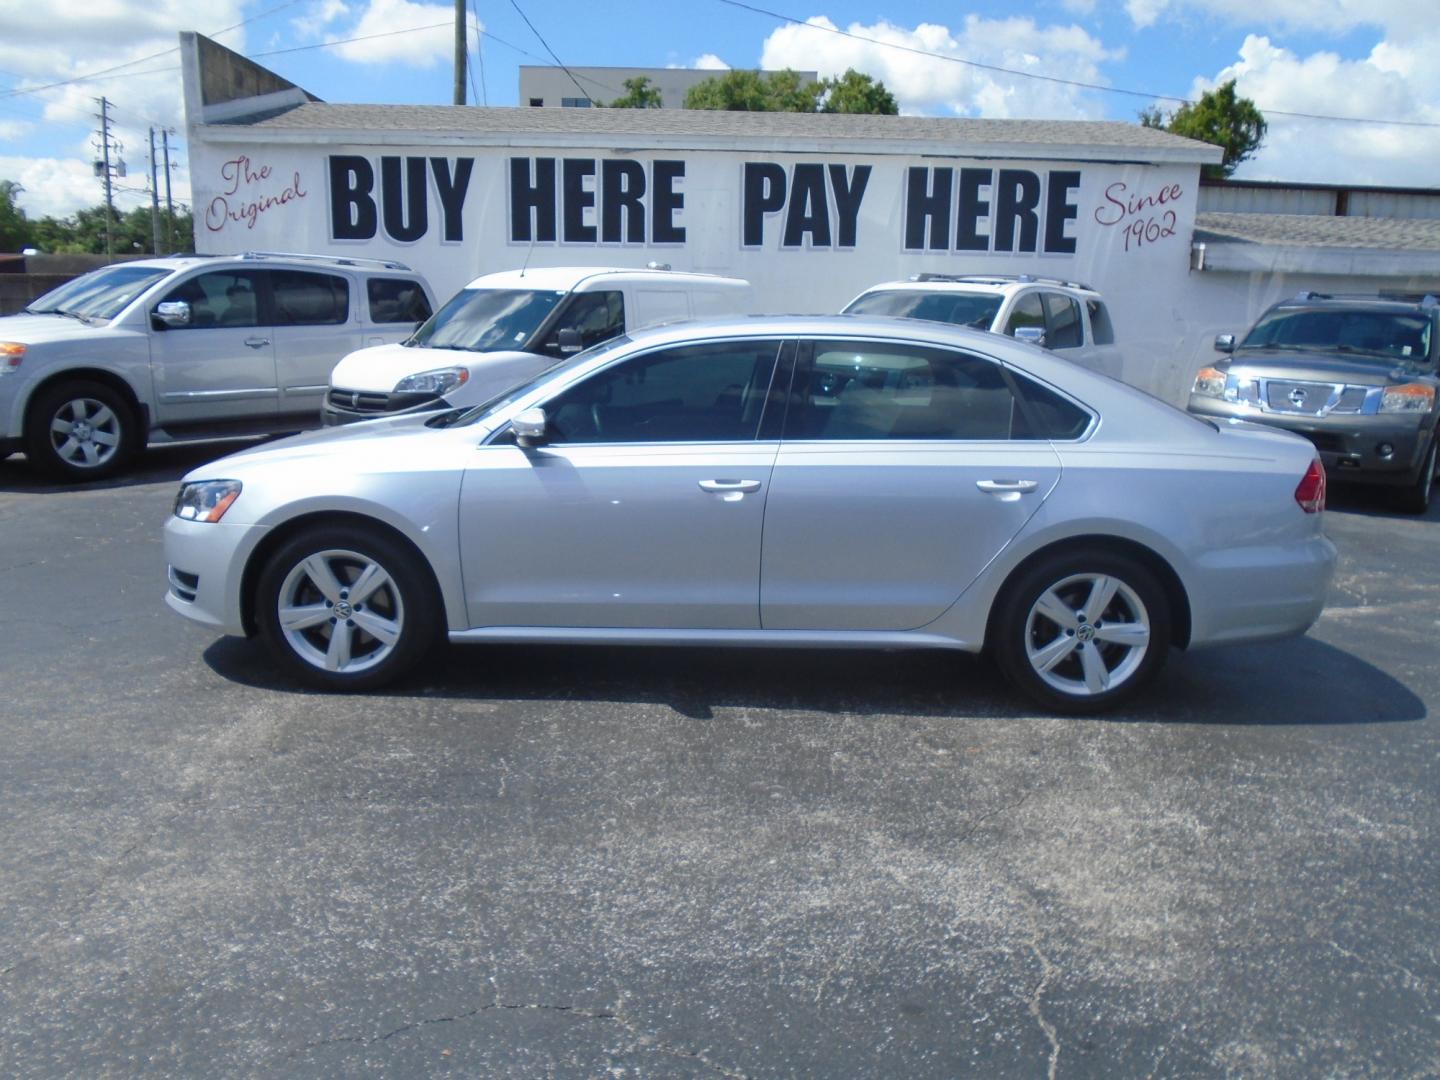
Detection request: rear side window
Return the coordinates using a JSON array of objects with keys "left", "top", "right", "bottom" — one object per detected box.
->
[
  {"left": 367, "top": 277, "right": 432, "bottom": 324},
  {"left": 787, "top": 341, "right": 1023, "bottom": 440},
  {"left": 1009, "top": 371, "right": 1092, "bottom": 440},
  {"left": 271, "top": 270, "right": 348, "bottom": 326}
]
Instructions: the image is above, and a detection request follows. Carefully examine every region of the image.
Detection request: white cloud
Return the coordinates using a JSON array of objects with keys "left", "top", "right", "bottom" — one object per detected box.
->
[
  {"left": 759, "top": 15, "right": 1122, "bottom": 119},
  {"left": 1193, "top": 34, "right": 1440, "bottom": 185},
  {"left": 0, "top": 156, "right": 112, "bottom": 218},
  {"left": 692, "top": 54, "right": 731, "bottom": 71},
  {"left": 1124, "top": 0, "right": 1420, "bottom": 33},
  {"left": 0, "top": 120, "right": 34, "bottom": 140},
  {"left": 326, "top": 0, "right": 474, "bottom": 67},
  {"left": 292, "top": 0, "right": 351, "bottom": 39}
]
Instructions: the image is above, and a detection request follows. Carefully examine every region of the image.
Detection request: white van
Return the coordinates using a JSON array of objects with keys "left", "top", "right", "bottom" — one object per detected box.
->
[{"left": 323, "top": 265, "right": 753, "bottom": 422}]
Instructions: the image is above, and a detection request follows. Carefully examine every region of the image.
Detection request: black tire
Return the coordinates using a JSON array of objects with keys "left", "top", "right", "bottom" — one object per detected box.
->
[
  {"left": 1391, "top": 436, "right": 1436, "bottom": 515},
  {"left": 254, "top": 524, "right": 442, "bottom": 691},
  {"left": 991, "top": 546, "right": 1173, "bottom": 715},
  {"left": 24, "top": 379, "right": 139, "bottom": 481}
]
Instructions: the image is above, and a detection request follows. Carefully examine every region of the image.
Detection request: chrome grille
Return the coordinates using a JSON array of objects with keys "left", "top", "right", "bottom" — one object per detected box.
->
[{"left": 1263, "top": 381, "right": 1335, "bottom": 416}]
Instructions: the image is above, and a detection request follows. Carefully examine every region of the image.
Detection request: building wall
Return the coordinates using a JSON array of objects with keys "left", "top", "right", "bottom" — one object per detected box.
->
[{"left": 189, "top": 135, "right": 1204, "bottom": 399}]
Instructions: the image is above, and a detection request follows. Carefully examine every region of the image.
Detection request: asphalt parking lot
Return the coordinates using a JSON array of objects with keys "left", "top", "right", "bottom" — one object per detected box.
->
[{"left": 0, "top": 442, "right": 1436, "bottom": 1079}]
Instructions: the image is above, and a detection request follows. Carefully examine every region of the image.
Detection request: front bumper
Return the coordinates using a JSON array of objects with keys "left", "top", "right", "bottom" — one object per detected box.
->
[
  {"left": 322, "top": 387, "right": 444, "bottom": 426},
  {"left": 1188, "top": 397, "right": 1429, "bottom": 486},
  {"left": 163, "top": 516, "right": 268, "bottom": 636}
]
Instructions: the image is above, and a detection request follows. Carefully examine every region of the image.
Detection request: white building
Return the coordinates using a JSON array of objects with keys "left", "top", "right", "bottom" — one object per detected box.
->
[
  {"left": 181, "top": 33, "right": 1440, "bottom": 405},
  {"left": 517, "top": 66, "right": 817, "bottom": 110}
]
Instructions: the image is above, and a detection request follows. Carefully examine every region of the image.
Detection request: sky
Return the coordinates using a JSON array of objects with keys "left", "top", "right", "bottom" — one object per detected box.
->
[{"left": 1, "top": 0, "right": 1437, "bottom": 221}]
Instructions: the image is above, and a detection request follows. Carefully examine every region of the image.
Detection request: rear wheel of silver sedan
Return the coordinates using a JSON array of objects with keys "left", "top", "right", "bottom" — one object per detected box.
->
[
  {"left": 255, "top": 525, "right": 440, "bottom": 691},
  {"left": 993, "top": 548, "right": 1172, "bottom": 714}
]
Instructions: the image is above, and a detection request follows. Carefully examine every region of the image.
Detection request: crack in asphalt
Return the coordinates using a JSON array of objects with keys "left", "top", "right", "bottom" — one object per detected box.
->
[
  {"left": 1027, "top": 934, "right": 1061, "bottom": 1080},
  {"left": 1329, "top": 939, "right": 1429, "bottom": 996}
]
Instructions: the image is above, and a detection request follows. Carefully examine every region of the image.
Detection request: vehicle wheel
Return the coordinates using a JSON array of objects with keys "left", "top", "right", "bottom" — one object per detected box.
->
[
  {"left": 992, "top": 547, "right": 1172, "bottom": 715},
  {"left": 24, "top": 379, "right": 138, "bottom": 481},
  {"left": 255, "top": 524, "right": 441, "bottom": 691},
  {"left": 1392, "top": 436, "right": 1436, "bottom": 515}
]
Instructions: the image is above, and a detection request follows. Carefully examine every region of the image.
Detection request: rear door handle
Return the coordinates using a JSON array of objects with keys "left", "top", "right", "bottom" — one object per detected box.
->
[
  {"left": 976, "top": 479, "right": 1039, "bottom": 494},
  {"left": 699, "top": 479, "right": 762, "bottom": 494},
  {"left": 244, "top": 337, "right": 270, "bottom": 349}
]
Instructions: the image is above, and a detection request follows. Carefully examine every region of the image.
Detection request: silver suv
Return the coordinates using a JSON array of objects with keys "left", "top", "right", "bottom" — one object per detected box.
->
[
  {"left": 842, "top": 274, "right": 1122, "bottom": 377},
  {"left": 0, "top": 252, "right": 435, "bottom": 480}
]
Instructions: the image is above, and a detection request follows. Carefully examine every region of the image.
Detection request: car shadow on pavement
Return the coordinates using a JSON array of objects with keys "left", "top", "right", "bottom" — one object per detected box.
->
[
  {"left": 1326, "top": 483, "right": 1439, "bottom": 522},
  {"left": 0, "top": 439, "right": 271, "bottom": 493},
  {"left": 202, "top": 631, "right": 1424, "bottom": 726}
]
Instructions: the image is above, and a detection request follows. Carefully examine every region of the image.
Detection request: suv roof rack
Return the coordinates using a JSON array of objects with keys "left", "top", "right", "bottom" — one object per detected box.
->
[
  {"left": 1291, "top": 290, "right": 1438, "bottom": 308},
  {"left": 238, "top": 251, "right": 414, "bottom": 272},
  {"left": 910, "top": 272, "right": 1095, "bottom": 292}
]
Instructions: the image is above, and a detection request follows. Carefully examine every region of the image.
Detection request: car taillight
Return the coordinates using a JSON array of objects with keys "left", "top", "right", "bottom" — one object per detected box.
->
[{"left": 1295, "top": 457, "right": 1326, "bottom": 513}]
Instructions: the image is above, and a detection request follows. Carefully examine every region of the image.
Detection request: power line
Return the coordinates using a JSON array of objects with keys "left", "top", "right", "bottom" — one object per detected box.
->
[
  {"left": 508, "top": 0, "right": 594, "bottom": 104},
  {"left": 717, "top": 0, "right": 1440, "bottom": 130}
]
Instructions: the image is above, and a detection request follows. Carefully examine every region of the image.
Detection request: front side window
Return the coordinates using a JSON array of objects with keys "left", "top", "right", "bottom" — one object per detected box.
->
[
  {"left": 367, "top": 277, "right": 433, "bottom": 324},
  {"left": 1004, "top": 293, "right": 1046, "bottom": 338},
  {"left": 27, "top": 264, "right": 171, "bottom": 321},
  {"left": 787, "top": 341, "right": 1022, "bottom": 440},
  {"left": 1042, "top": 293, "right": 1084, "bottom": 349},
  {"left": 411, "top": 288, "right": 564, "bottom": 352},
  {"left": 271, "top": 270, "right": 348, "bottom": 326},
  {"left": 843, "top": 289, "right": 1003, "bottom": 331},
  {"left": 160, "top": 270, "right": 265, "bottom": 329},
  {"left": 541, "top": 290, "right": 625, "bottom": 354},
  {"left": 543, "top": 338, "right": 782, "bottom": 444}
]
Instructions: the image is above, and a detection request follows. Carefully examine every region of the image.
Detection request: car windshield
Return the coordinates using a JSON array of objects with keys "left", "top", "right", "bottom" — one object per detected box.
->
[
  {"left": 433, "top": 334, "right": 636, "bottom": 428},
  {"left": 843, "top": 290, "right": 1003, "bottom": 330},
  {"left": 25, "top": 264, "right": 171, "bottom": 321},
  {"left": 1242, "top": 308, "right": 1434, "bottom": 364},
  {"left": 410, "top": 288, "right": 565, "bottom": 352}
]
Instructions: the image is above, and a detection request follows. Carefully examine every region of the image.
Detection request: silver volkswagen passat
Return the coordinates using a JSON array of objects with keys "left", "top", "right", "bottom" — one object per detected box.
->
[{"left": 164, "top": 316, "right": 1336, "bottom": 714}]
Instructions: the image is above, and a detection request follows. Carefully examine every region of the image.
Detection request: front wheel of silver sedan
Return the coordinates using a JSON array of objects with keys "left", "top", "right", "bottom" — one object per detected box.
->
[
  {"left": 992, "top": 548, "right": 1172, "bottom": 714},
  {"left": 255, "top": 525, "right": 441, "bottom": 691}
]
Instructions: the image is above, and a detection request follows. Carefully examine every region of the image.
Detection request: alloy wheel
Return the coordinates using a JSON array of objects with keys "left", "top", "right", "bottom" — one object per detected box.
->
[
  {"left": 276, "top": 548, "right": 406, "bottom": 674},
  {"left": 1024, "top": 572, "right": 1152, "bottom": 697},
  {"left": 48, "top": 396, "right": 122, "bottom": 470}
]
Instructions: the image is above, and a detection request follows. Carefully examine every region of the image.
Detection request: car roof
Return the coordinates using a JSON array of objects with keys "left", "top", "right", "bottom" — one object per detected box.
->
[
  {"left": 99, "top": 252, "right": 420, "bottom": 274},
  {"left": 464, "top": 266, "right": 750, "bottom": 292},
  {"left": 855, "top": 274, "right": 1100, "bottom": 298}
]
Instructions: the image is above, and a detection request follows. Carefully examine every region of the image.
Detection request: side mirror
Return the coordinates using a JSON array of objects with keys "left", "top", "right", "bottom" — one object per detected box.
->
[
  {"left": 556, "top": 328, "right": 583, "bottom": 354},
  {"left": 1214, "top": 333, "right": 1236, "bottom": 353},
  {"left": 512, "top": 406, "right": 548, "bottom": 448},
  {"left": 1013, "top": 325, "right": 1047, "bottom": 348},
  {"left": 154, "top": 300, "right": 191, "bottom": 329}
]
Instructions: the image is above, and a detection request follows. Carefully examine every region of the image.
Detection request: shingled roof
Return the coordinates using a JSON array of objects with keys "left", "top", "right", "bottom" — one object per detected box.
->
[{"left": 210, "top": 101, "right": 1221, "bottom": 164}]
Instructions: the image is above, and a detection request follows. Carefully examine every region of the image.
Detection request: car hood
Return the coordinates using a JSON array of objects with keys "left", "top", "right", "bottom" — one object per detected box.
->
[
  {"left": 1227, "top": 347, "right": 1436, "bottom": 386},
  {"left": 0, "top": 312, "right": 109, "bottom": 344},
  {"left": 330, "top": 341, "right": 545, "bottom": 393},
  {"left": 191, "top": 410, "right": 465, "bottom": 477}
]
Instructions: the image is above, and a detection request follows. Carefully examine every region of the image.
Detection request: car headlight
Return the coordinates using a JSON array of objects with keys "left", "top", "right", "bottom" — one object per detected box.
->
[
  {"left": 1192, "top": 366, "right": 1228, "bottom": 398},
  {"left": 173, "top": 479, "right": 242, "bottom": 522},
  {"left": 1379, "top": 383, "right": 1435, "bottom": 413},
  {"left": 0, "top": 342, "right": 24, "bottom": 374},
  {"left": 394, "top": 366, "right": 469, "bottom": 395}
]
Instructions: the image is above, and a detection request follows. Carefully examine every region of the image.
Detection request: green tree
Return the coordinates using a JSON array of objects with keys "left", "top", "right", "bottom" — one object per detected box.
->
[
  {"left": 0, "top": 180, "right": 31, "bottom": 251},
  {"left": 1139, "top": 81, "right": 1266, "bottom": 179},
  {"left": 817, "top": 69, "right": 899, "bottom": 115},
  {"left": 609, "top": 76, "right": 663, "bottom": 109},
  {"left": 684, "top": 68, "right": 823, "bottom": 112}
]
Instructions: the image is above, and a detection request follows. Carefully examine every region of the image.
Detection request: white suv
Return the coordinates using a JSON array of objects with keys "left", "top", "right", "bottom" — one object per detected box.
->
[
  {"left": 324, "top": 265, "right": 753, "bottom": 423},
  {"left": 843, "top": 274, "right": 1121, "bottom": 376},
  {"left": 0, "top": 252, "right": 435, "bottom": 480}
]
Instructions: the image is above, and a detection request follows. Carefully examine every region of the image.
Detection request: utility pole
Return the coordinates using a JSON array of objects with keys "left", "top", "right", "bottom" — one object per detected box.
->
[
  {"left": 148, "top": 127, "right": 162, "bottom": 255},
  {"left": 161, "top": 129, "right": 176, "bottom": 252},
  {"left": 453, "top": 0, "right": 466, "bottom": 105},
  {"left": 92, "top": 97, "right": 123, "bottom": 258}
]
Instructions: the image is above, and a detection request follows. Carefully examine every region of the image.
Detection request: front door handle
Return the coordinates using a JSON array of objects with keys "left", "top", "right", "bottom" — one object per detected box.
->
[
  {"left": 976, "top": 479, "right": 1039, "bottom": 494},
  {"left": 698, "top": 479, "right": 762, "bottom": 494},
  {"left": 244, "top": 337, "right": 270, "bottom": 349}
]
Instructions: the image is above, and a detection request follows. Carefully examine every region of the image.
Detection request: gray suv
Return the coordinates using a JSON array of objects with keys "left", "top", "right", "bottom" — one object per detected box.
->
[
  {"left": 1188, "top": 292, "right": 1439, "bottom": 513},
  {"left": 0, "top": 252, "right": 434, "bottom": 481}
]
